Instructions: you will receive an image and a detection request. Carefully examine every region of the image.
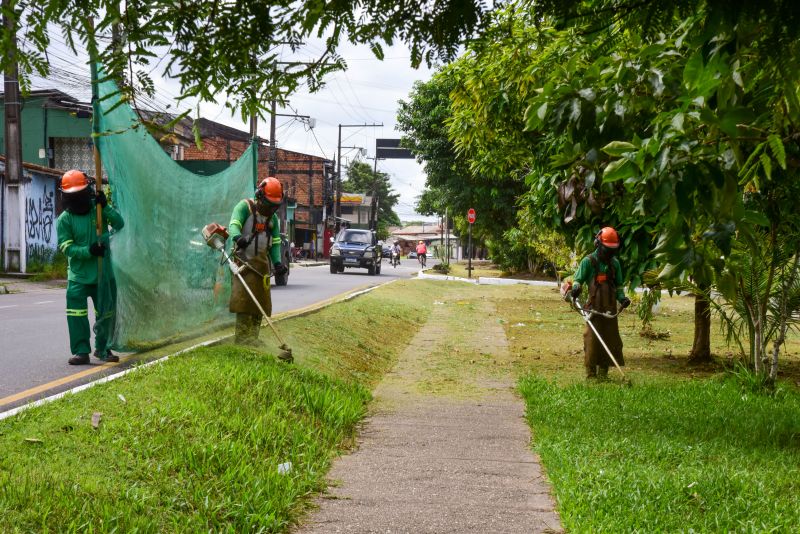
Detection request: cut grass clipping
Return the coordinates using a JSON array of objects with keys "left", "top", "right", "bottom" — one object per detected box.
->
[
  {"left": 0, "top": 280, "right": 438, "bottom": 532},
  {"left": 520, "top": 376, "right": 800, "bottom": 531}
]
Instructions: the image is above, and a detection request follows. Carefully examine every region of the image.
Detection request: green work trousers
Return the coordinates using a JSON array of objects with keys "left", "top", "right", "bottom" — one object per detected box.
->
[{"left": 66, "top": 279, "right": 116, "bottom": 356}]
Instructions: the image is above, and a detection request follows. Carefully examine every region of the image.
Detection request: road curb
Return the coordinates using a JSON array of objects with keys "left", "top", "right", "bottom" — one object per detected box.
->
[
  {"left": 416, "top": 271, "right": 558, "bottom": 287},
  {"left": 0, "top": 279, "right": 396, "bottom": 422}
]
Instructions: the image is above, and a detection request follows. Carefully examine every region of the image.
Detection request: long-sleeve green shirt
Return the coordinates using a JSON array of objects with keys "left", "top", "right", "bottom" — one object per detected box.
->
[
  {"left": 228, "top": 200, "right": 281, "bottom": 265},
  {"left": 572, "top": 251, "right": 626, "bottom": 302},
  {"left": 56, "top": 203, "right": 125, "bottom": 285}
]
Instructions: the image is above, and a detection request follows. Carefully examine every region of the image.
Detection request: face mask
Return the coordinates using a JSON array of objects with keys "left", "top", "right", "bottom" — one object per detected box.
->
[
  {"left": 597, "top": 245, "right": 617, "bottom": 262},
  {"left": 256, "top": 201, "right": 277, "bottom": 218},
  {"left": 64, "top": 189, "right": 93, "bottom": 215}
]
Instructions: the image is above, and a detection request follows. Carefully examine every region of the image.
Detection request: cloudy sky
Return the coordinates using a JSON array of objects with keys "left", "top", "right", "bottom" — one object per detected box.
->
[{"left": 33, "top": 33, "right": 437, "bottom": 222}]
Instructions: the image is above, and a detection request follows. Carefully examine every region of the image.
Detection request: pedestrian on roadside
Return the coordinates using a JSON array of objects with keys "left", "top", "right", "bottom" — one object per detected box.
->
[
  {"left": 56, "top": 170, "right": 124, "bottom": 365},
  {"left": 227, "top": 177, "right": 289, "bottom": 354},
  {"left": 563, "top": 226, "right": 631, "bottom": 379}
]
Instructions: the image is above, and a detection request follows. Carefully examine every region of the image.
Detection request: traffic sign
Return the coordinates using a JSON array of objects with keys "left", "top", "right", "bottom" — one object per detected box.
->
[{"left": 467, "top": 208, "right": 476, "bottom": 224}]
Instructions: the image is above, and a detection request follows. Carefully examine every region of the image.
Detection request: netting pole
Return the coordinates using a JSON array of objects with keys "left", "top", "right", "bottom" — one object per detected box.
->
[
  {"left": 88, "top": 20, "right": 103, "bottom": 278},
  {"left": 250, "top": 113, "right": 258, "bottom": 188}
]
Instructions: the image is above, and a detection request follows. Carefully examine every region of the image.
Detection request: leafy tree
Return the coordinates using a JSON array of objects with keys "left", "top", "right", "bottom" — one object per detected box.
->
[
  {"left": 2, "top": 0, "right": 498, "bottom": 117},
  {"left": 396, "top": 69, "right": 524, "bottom": 252},
  {"left": 342, "top": 161, "right": 400, "bottom": 240},
  {"left": 442, "top": 3, "right": 800, "bottom": 372}
]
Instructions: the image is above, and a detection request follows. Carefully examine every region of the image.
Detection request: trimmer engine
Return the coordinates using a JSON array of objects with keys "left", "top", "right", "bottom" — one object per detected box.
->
[{"left": 202, "top": 222, "right": 229, "bottom": 251}]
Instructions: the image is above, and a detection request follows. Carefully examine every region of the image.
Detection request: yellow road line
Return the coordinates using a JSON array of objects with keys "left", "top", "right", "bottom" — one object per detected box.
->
[
  {"left": 0, "top": 357, "right": 129, "bottom": 406},
  {"left": 0, "top": 281, "right": 386, "bottom": 409}
]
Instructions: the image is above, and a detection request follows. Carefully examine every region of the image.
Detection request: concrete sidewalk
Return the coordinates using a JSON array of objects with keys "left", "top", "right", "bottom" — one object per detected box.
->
[
  {"left": 0, "top": 276, "right": 65, "bottom": 294},
  {"left": 297, "top": 293, "right": 562, "bottom": 533}
]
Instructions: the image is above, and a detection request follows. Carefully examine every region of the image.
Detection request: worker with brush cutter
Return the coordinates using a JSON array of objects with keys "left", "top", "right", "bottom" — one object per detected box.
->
[
  {"left": 227, "top": 177, "right": 289, "bottom": 352},
  {"left": 562, "top": 227, "right": 631, "bottom": 379},
  {"left": 56, "top": 170, "right": 124, "bottom": 365}
]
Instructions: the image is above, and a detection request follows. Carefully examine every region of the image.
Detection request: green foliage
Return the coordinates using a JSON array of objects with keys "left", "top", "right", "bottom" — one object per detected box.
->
[
  {"left": 396, "top": 70, "right": 523, "bottom": 246},
  {"left": 519, "top": 375, "right": 800, "bottom": 531},
  {"left": 3, "top": 1, "right": 497, "bottom": 116},
  {"left": 26, "top": 251, "right": 67, "bottom": 281}
]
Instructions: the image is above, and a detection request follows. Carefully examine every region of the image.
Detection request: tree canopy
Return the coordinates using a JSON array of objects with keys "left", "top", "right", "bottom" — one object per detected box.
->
[{"left": 2, "top": 0, "right": 498, "bottom": 118}]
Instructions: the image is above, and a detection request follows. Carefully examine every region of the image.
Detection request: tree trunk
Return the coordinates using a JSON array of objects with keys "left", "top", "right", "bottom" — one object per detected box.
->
[{"left": 688, "top": 291, "right": 712, "bottom": 363}]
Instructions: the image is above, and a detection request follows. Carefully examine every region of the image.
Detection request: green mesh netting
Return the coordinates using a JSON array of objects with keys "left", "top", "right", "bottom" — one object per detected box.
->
[{"left": 94, "top": 77, "right": 256, "bottom": 350}]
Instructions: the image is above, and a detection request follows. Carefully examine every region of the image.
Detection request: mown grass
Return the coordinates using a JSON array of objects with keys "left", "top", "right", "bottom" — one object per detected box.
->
[
  {"left": 519, "top": 376, "right": 800, "bottom": 531},
  {"left": 0, "top": 279, "right": 443, "bottom": 533},
  {"left": 493, "top": 284, "right": 800, "bottom": 531}
]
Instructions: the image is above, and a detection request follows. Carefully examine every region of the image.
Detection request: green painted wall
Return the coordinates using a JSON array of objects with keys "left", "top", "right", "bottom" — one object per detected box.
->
[{"left": 0, "top": 95, "right": 93, "bottom": 165}]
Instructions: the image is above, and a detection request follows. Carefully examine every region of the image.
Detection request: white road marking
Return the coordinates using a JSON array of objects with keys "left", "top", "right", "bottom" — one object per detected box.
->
[
  {"left": 34, "top": 300, "right": 56, "bottom": 305},
  {"left": 0, "top": 305, "right": 18, "bottom": 309}
]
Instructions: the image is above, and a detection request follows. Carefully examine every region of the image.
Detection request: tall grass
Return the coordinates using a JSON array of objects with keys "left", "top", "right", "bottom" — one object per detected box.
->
[
  {"left": 519, "top": 375, "right": 800, "bottom": 531},
  {"left": 0, "top": 280, "right": 448, "bottom": 532},
  {"left": 0, "top": 347, "right": 368, "bottom": 532}
]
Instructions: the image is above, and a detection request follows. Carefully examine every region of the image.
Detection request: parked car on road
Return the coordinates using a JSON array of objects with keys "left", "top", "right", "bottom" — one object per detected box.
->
[{"left": 329, "top": 229, "right": 383, "bottom": 275}]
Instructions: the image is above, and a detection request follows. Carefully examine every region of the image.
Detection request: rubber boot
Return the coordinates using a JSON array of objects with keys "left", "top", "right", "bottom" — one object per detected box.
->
[
  {"left": 586, "top": 365, "right": 597, "bottom": 380},
  {"left": 598, "top": 365, "right": 609, "bottom": 380}
]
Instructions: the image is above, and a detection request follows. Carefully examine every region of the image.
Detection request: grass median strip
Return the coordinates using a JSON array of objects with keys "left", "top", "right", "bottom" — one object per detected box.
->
[{"left": 0, "top": 280, "right": 445, "bottom": 532}]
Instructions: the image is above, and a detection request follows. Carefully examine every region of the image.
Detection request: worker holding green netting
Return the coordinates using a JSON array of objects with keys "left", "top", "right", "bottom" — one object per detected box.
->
[
  {"left": 228, "top": 177, "right": 288, "bottom": 348},
  {"left": 56, "top": 169, "right": 125, "bottom": 365}
]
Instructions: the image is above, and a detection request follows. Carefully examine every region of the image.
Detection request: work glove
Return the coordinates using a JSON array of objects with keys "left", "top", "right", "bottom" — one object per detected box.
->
[
  {"left": 235, "top": 236, "right": 250, "bottom": 251},
  {"left": 89, "top": 242, "right": 106, "bottom": 257},
  {"left": 274, "top": 263, "right": 288, "bottom": 276},
  {"left": 620, "top": 297, "right": 632, "bottom": 309},
  {"left": 571, "top": 283, "right": 582, "bottom": 300},
  {"left": 95, "top": 190, "right": 108, "bottom": 208}
]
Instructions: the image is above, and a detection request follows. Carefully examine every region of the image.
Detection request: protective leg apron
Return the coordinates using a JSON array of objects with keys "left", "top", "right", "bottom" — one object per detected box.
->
[
  {"left": 583, "top": 275, "right": 624, "bottom": 377},
  {"left": 230, "top": 256, "right": 272, "bottom": 344}
]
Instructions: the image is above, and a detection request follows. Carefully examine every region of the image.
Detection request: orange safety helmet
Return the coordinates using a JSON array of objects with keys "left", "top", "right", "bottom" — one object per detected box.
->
[
  {"left": 255, "top": 177, "right": 283, "bottom": 205},
  {"left": 595, "top": 226, "right": 620, "bottom": 249},
  {"left": 60, "top": 169, "right": 90, "bottom": 193}
]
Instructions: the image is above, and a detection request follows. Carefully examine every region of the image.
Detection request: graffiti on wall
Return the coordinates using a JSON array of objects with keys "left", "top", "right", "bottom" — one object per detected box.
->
[{"left": 25, "top": 177, "right": 58, "bottom": 264}]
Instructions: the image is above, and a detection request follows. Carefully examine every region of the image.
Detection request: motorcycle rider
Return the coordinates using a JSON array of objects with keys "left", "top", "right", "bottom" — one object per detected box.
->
[{"left": 392, "top": 241, "right": 402, "bottom": 266}]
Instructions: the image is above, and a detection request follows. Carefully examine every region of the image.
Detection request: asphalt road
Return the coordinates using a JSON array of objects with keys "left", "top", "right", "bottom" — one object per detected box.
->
[{"left": 0, "top": 258, "right": 424, "bottom": 409}]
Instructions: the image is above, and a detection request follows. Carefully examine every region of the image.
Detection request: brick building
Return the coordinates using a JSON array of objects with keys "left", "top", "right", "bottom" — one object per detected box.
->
[{"left": 176, "top": 118, "right": 334, "bottom": 257}]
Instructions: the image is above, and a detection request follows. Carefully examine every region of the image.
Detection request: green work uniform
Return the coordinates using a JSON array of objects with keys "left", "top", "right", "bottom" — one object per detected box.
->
[
  {"left": 572, "top": 251, "right": 626, "bottom": 377},
  {"left": 56, "top": 202, "right": 124, "bottom": 356},
  {"left": 228, "top": 199, "right": 281, "bottom": 344}
]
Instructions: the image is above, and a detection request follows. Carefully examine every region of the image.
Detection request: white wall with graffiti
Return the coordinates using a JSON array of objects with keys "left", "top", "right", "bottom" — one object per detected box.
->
[{"left": 24, "top": 172, "right": 58, "bottom": 265}]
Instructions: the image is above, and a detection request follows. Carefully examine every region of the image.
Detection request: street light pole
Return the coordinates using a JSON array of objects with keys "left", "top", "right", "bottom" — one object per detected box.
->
[{"left": 334, "top": 123, "right": 382, "bottom": 232}]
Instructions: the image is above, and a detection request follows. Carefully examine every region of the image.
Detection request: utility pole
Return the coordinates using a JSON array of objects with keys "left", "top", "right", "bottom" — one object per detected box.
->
[
  {"left": 3, "top": 0, "right": 24, "bottom": 272},
  {"left": 335, "top": 123, "right": 382, "bottom": 232}
]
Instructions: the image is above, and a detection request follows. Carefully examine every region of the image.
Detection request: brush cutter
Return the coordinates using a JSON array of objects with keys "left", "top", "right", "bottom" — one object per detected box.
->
[
  {"left": 202, "top": 223, "right": 293, "bottom": 362},
  {"left": 565, "top": 291, "right": 629, "bottom": 383}
]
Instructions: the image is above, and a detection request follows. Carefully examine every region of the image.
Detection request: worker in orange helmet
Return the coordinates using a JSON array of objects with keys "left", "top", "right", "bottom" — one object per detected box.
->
[
  {"left": 227, "top": 177, "right": 289, "bottom": 356},
  {"left": 56, "top": 169, "right": 124, "bottom": 365},
  {"left": 563, "top": 226, "right": 631, "bottom": 379}
]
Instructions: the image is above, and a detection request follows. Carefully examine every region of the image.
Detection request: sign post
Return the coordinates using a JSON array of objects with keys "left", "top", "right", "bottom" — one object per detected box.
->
[{"left": 467, "top": 208, "right": 476, "bottom": 278}]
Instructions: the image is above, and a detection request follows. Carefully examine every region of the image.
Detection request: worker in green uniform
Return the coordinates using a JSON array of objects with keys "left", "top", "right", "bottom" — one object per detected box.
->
[
  {"left": 565, "top": 227, "right": 631, "bottom": 379},
  {"left": 56, "top": 169, "right": 125, "bottom": 365},
  {"left": 228, "top": 176, "right": 288, "bottom": 351}
]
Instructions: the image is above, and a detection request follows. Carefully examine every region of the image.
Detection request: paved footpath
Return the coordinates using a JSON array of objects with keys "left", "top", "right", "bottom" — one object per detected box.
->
[{"left": 297, "top": 294, "right": 562, "bottom": 533}]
